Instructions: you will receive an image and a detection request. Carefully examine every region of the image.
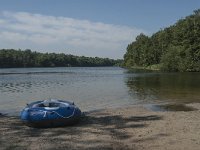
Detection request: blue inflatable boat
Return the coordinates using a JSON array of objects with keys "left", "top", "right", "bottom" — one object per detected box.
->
[{"left": 20, "top": 99, "right": 82, "bottom": 128}]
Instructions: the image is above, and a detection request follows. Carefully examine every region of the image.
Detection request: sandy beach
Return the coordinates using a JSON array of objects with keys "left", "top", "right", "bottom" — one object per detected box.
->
[{"left": 0, "top": 103, "right": 200, "bottom": 150}]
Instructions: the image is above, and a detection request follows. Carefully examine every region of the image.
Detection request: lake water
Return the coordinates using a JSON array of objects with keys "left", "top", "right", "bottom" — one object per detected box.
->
[{"left": 0, "top": 67, "right": 200, "bottom": 115}]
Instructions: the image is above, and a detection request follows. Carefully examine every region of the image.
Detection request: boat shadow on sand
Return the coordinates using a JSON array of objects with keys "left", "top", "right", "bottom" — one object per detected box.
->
[{"left": 0, "top": 112, "right": 163, "bottom": 150}]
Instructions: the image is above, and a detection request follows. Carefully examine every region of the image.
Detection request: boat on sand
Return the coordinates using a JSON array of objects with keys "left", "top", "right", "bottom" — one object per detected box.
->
[{"left": 20, "top": 99, "right": 82, "bottom": 128}]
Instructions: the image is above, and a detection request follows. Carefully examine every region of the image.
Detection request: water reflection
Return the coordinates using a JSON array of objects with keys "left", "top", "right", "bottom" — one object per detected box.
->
[
  {"left": 1, "top": 67, "right": 200, "bottom": 115},
  {"left": 126, "top": 71, "right": 200, "bottom": 103},
  {"left": 0, "top": 67, "right": 132, "bottom": 115}
]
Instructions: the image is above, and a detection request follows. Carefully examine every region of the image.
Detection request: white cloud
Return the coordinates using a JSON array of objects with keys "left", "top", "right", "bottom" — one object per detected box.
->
[{"left": 0, "top": 11, "right": 146, "bottom": 58}]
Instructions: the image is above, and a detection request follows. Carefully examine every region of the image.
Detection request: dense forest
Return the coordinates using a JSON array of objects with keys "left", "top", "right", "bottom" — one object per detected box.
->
[
  {"left": 0, "top": 49, "right": 122, "bottom": 68},
  {"left": 123, "top": 9, "right": 200, "bottom": 72}
]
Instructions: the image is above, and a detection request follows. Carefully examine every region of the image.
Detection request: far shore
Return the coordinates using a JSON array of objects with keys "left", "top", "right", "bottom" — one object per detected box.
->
[{"left": 1, "top": 103, "right": 200, "bottom": 150}]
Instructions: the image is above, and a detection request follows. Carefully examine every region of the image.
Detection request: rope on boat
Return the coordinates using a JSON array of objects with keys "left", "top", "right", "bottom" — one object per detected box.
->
[
  {"left": 29, "top": 100, "right": 76, "bottom": 119},
  {"left": 49, "top": 108, "right": 76, "bottom": 118},
  {"left": 40, "top": 107, "right": 76, "bottom": 119}
]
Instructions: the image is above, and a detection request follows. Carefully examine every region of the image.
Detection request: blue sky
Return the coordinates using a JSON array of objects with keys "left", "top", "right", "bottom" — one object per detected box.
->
[{"left": 0, "top": 0, "right": 200, "bottom": 58}]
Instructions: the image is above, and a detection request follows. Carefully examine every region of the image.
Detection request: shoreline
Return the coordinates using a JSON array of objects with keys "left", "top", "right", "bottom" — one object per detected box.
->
[{"left": 1, "top": 103, "right": 200, "bottom": 150}]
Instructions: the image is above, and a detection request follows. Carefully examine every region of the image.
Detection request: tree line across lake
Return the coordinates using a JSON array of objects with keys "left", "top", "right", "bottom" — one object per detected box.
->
[
  {"left": 123, "top": 9, "right": 200, "bottom": 72},
  {"left": 0, "top": 49, "right": 122, "bottom": 68}
]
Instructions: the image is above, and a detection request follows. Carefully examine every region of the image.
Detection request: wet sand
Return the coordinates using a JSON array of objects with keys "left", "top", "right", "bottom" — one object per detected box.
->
[{"left": 0, "top": 103, "right": 200, "bottom": 150}]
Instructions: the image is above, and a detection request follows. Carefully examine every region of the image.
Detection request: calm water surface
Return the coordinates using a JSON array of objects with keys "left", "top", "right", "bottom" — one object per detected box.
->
[{"left": 0, "top": 67, "right": 200, "bottom": 115}]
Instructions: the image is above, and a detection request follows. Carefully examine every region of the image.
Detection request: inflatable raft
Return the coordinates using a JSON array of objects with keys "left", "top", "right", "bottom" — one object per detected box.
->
[{"left": 20, "top": 99, "right": 82, "bottom": 128}]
